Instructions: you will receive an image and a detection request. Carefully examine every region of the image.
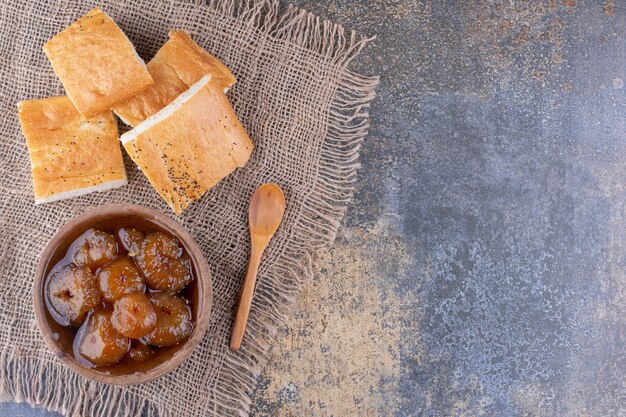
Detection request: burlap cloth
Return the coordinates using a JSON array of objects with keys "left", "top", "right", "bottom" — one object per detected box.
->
[{"left": 0, "top": 0, "right": 378, "bottom": 415}]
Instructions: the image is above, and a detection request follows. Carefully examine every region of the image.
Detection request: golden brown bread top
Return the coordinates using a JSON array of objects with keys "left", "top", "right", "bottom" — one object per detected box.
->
[
  {"left": 43, "top": 7, "right": 153, "bottom": 118},
  {"left": 113, "top": 30, "right": 236, "bottom": 126},
  {"left": 18, "top": 96, "right": 127, "bottom": 203},
  {"left": 121, "top": 75, "right": 252, "bottom": 214}
]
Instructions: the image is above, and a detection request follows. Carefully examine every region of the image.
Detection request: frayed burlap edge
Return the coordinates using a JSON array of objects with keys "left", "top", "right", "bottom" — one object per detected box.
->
[{"left": 0, "top": 0, "right": 379, "bottom": 416}]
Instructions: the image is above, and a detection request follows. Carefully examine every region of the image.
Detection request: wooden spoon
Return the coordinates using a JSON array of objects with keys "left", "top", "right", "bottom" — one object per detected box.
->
[{"left": 230, "top": 183, "right": 286, "bottom": 351}]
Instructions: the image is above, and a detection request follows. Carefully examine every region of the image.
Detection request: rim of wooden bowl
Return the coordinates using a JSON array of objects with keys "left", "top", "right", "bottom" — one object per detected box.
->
[{"left": 33, "top": 204, "right": 213, "bottom": 385}]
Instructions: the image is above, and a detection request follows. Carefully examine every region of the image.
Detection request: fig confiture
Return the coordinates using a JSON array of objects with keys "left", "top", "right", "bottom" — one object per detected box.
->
[{"left": 44, "top": 226, "right": 196, "bottom": 370}]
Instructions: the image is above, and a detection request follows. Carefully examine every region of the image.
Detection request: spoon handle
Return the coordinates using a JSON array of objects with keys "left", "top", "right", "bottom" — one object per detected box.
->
[{"left": 230, "top": 244, "right": 263, "bottom": 351}]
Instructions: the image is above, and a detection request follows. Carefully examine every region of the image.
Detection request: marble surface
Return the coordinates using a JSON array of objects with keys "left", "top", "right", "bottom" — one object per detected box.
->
[{"left": 252, "top": 1, "right": 625, "bottom": 416}]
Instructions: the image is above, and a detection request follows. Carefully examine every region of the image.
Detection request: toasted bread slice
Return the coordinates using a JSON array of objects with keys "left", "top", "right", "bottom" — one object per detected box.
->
[
  {"left": 18, "top": 96, "right": 127, "bottom": 204},
  {"left": 113, "top": 30, "right": 236, "bottom": 126},
  {"left": 120, "top": 75, "right": 252, "bottom": 214},
  {"left": 43, "top": 7, "right": 153, "bottom": 118}
]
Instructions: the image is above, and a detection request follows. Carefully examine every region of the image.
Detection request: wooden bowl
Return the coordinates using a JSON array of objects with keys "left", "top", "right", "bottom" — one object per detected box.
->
[{"left": 33, "top": 204, "right": 212, "bottom": 385}]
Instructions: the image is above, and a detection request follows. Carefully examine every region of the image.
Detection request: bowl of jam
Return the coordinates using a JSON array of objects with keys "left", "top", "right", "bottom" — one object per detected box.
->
[{"left": 34, "top": 204, "right": 212, "bottom": 385}]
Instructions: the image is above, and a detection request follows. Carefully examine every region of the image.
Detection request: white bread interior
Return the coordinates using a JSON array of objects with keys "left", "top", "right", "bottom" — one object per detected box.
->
[
  {"left": 121, "top": 74, "right": 212, "bottom": 145},
  {"left": 35, "top": 179, "right": 128, "bottom": 204}
]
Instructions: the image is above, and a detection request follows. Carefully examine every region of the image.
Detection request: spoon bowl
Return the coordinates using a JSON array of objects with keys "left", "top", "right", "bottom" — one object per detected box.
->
[{"left": 249, "top": 183, "right": 286, "bottom": 243}]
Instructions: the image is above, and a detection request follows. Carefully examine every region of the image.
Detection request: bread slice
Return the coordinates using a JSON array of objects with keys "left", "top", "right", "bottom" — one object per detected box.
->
[
  {"left": 120, "top": 75, "right": 252, "bottom": 214},
  {"left": 43, "top": 7, "right": 153, "bottom": 118},
  {"left": 113, "top": 30, "right": 236, "bottom": 127},
  {"left": 18, "top": 96, "right": 127, "bottom": 204}
]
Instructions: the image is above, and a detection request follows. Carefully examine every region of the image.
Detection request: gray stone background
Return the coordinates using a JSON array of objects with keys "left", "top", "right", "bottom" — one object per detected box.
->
[{"left": 3, "top": 0, "right": 624, "bottom": 416}]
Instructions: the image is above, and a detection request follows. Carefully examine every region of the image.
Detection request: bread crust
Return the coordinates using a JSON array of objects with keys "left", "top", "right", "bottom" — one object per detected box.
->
[
  {"left": 121, "top": 76, "right": 252, "bottom": 214},
  {"left": 43, "top": 7, "right": 153, "bottom": 118},
  {"left": 18, "top": 96, "right": 127, "bottom": 203},
  {"left": 113, "top": 30, "right": 236, "bottom": 126}
]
